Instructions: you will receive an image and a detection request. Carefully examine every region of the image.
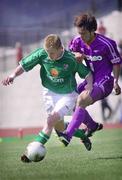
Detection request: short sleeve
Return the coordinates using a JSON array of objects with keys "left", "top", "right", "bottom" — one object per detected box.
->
[
  {"left": 20, "top": 48, "right": 44, "bottom": 71},
  {"left": 68, "top": 37, "right": 82, "bottom": 53},
  {"left": 107, "top": 41, "right": 122, "bottom": 65}
]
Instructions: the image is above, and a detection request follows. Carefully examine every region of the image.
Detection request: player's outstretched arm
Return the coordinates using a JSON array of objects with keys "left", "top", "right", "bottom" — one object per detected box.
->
[
  {"left": 2, "top": 65, "right": 24, "bottom": 86},
  {"left": 113, "top": 64, "right": 121, "bottom": 95}
]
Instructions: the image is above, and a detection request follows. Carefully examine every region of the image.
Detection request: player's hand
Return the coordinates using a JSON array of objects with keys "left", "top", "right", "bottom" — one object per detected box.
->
[
  {"left": 84, "top": 84, "right": 93, "bottom": 93},
  {"left": 2, "top": 75, "right": 15, "bottom": 86},
  {"left": 74, "top": 52, "right": 86, "bottom": 63},
  {"left": 114, "top": 82, "right": 121, "bottom": 95}
]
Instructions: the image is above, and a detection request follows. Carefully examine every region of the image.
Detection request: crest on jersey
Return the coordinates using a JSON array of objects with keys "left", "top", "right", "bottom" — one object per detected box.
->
[
  {"left": 50, "top": 68, "right": 59, "bottom": 77},
  {"left": 64, "top": 64, "right": 69, "bottom": 70},
  {"left": 80, "top": 48, "right": 84, "bottom": 52}
]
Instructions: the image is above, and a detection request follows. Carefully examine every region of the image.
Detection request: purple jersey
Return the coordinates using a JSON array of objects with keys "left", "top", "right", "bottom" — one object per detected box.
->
[{"left": 69, "top": 33, "right": 122, "bottom": 82}]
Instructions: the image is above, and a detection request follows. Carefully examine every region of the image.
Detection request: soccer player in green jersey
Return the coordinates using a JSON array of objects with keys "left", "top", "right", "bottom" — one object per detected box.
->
[{"left": 2, "top": 34, "right": 93, "bottom": 162}]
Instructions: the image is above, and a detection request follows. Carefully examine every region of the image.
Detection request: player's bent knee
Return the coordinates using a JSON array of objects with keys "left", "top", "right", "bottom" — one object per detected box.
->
[
  {"left": 47, "top": 112, "right": 60, "bottom": 127},
  {"left": 54, "top": 121, "right": 65, "bottom": 131},
  {"left": 76, "top": 93, "right": 87, "bottom": 105},
  {"left": 76, "top": 92, "right": 93, "bottom": 107}
]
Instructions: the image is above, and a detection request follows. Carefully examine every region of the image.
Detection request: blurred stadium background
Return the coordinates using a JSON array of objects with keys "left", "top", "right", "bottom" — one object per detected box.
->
[{"left": 0, "top": 0, "right": 122, "bottom": 136}]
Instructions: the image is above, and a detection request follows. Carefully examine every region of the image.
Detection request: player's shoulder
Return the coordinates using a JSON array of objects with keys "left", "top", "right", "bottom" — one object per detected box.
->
[
  {"left": 64, "top": 50, "right": 76, "bottom": 60},
  {"left": 64, "top": 50, "right": 77, "bottom": 65},
  {"left": 71, "top": 35, "right": 81, "bottom": 43},
  {"left": 96, "top": 33, "right": 116, "bottom": 46},
  {"left": 37, "top": 48, "right": 47, "bottom": 54},
  {"left": 29, "top": 48, "right": 45, "bottom": 55},
  {"left": 34, "top": 48, "right": 48, "bottom": 58}
]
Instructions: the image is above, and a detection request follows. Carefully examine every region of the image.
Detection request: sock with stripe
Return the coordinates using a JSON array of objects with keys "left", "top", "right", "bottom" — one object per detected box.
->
[{"left": 35, "top": 131, "right": 50, "bottom": 145}]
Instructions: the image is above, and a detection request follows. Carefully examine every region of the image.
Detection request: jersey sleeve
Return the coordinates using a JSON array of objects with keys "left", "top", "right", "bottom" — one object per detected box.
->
[
  {"left": 76, "top": 62, "right": 91, "bottom": 78},
  {"left": 20, "top": 48, "right": 44, "bottom": 71},
  {"left": 107, "top": 41, "right": 122, "bottom": 65},
  {"left": 69, "top": 38, "right": 82, "bottom": 53}
]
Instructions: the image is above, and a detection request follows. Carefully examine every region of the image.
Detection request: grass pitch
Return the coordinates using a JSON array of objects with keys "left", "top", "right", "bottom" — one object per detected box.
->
[{"left": 0, "top": 128, "right": 122, "bottom": 180}]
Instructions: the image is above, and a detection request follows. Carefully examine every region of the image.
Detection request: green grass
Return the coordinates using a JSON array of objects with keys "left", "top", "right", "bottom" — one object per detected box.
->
[{"left": 0, "top": 129, "right": 122, "bottom": 180}]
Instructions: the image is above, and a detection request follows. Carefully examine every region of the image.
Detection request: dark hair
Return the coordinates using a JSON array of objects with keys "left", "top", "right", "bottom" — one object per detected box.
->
[{"left": 74, "top": 13, "right": 97, "bottom": 32}]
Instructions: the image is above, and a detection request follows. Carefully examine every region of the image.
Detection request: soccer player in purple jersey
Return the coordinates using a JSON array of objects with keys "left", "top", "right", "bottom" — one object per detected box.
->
[{"left": 59, "top": 13, "right": 122, "bottom": 146}]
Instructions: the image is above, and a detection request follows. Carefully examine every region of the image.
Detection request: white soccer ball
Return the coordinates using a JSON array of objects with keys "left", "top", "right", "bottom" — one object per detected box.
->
[{"left": 26, "top": 141, "right": 46, "bottom": 162}]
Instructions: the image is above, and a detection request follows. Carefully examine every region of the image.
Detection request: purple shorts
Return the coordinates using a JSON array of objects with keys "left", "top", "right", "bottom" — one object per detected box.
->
[{"left": 77, "top": 76, "right": 114, "bottom": 102}]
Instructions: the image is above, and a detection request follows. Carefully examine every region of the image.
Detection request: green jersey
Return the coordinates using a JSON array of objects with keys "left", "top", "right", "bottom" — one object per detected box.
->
[{"left": 20, "top": 48, "right": 90, "bottom": 94}]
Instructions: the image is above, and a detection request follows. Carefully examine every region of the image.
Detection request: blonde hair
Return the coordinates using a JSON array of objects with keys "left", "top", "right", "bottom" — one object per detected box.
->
[{"left": 44, "top": 34, "right": 62, "bottom": 50}]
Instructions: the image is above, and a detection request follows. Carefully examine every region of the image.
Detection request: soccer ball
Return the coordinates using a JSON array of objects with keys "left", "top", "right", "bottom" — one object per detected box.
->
[{"left": 26, "top": 141, "right": 46, "bottom": 162}]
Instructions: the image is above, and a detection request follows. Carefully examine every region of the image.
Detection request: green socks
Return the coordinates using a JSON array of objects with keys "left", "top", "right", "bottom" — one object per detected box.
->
[
  {"left": 35, "top": 129, "right": 87, "bottom": 145},
  {"left": 73, "top": 129, "right": 87, "bottom": 141},
  {"left": 35, "top": 131, "right": 50, "bottom": 145}
]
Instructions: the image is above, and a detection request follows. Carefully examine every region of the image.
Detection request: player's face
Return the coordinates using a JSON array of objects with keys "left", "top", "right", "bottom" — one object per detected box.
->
[
  {"left": 46, "top": 47, "right": 64, "bottom": 60},
  {"left": 77, "top": 27, "right": 93, "bottom": 44}
]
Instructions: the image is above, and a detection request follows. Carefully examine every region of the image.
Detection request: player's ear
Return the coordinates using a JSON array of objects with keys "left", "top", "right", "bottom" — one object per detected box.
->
[{"left": 61, "top": 46, "right": 64, "bottom": 51}]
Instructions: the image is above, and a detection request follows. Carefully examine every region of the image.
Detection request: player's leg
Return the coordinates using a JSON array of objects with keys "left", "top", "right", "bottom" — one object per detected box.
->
[
  {"left": 21, "top": 88, "right": 57, "bottom": 162},
  {"left": 59, "top": 87, "right": 104, "bottom": 146},
  {"left": 60, "top": 77, "right": 114, "bottom": 145},
  {"left": 54, "top": 120, "right": 89, "bottom": 143},
  {"left": 54, "top": 120, "right": 66, "bottom": 132},
  {"left": 53, "top": 92, "right": 92, "bottom": 150},
  {"left": 35, "top": 112, "right": 60, "bottom": 144},
  {"left": 65, "top": 90, "right": 96, "bottom": 135},
  {"left": 34, "top": 89, "right": 57, "bottom": 144},
  {"left": 21, "top": 112, "right": 60, "bottom": 163},
  {"left": 34, "top": 92, "right": 70, "bottom": 146},
  {"left": 84, "top": 76, "right": 114, "bottom": 136},
  {"left": 75, "top": 81, "right": 103, "bottom": 136}
]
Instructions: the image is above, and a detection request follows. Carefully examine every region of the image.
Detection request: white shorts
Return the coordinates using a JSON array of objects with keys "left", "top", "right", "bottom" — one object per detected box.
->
[{"left": 43, "top": 88, "right": 78, "bottom": 120}]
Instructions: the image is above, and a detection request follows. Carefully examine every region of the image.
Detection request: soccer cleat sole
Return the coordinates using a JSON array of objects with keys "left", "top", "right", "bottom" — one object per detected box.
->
[
  {"left": 21, "top": 154, "right": 32, "bottom": 163},
  {"left": 58, "top": 137, "right": 69, "bottom": 147},
  {"left": 82, "top": 139, "right": 92, "bottom": 151}
]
